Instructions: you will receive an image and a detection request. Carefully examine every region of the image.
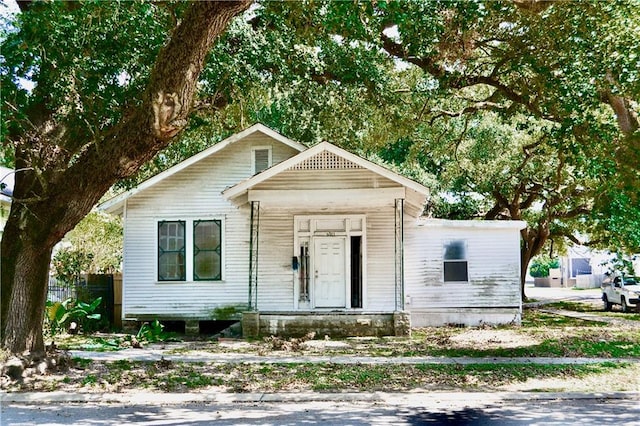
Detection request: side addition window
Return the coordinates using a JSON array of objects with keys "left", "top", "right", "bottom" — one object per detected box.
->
[
  {"left": 158, "top": 221, "right": 186, "bottom": 281},
  {"left": 252, "top": 147, "right": 272, "bottom": 174},
  {"left": 193, "top": 220, "right": 222, "bottom": 281},
  {"left": 443, "top": 240, "right": 468, "bottom": 282}
]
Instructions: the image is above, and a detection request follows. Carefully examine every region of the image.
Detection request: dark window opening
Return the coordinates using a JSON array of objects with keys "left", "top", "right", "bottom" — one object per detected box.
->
[
  {"left": 158, "top": 221, "right": 186, "bottom": 281},
  {"left": 193, "top": 220, "right": 222, "bottom": 281},
  {"left": 351, "top": 236, "right": 363, "bottom": 308},
  {"left": 253, "top": 148, "right": 270, "bottom": 174},
  {"left": 299, "top": 243, "right": 310, "bottom": 302},
  {"left": 444, "top": 240, "right": 468, "bottom": 282},
  {"left": 444, "top": 262, "right": 469, "bottom": 282}
]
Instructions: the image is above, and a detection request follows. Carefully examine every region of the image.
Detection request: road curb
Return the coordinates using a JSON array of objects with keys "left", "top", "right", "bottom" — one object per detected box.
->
[{"left": 3, "top": 391, "right": 639, "bottom": 405}]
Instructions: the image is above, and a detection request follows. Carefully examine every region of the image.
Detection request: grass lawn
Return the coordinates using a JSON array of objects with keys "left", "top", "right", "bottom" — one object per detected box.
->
[
  {"left": 5, "top": 358, "right": 635, "bottom": 394},
  {"left": 3, "top": 304, "right": 639, "bottom": 393}
]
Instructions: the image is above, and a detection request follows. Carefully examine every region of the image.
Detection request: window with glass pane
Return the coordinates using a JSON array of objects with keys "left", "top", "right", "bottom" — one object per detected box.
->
[
  {"left": 158, "top": 221, "right": 186, "bottom": 281},
  {"left": 194, "top": 220, "right": 222, "bottom": 280},
  {"left": 253, "top": 148, "right": 271, "bottom": 174},
  {"left": 443, "top": 240, "right": 468, "bottom": 282}
]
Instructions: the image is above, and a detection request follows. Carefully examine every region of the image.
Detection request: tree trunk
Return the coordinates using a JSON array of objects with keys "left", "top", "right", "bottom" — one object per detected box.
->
[
  {"left": 1, "top": 213, "right": 54, "bottom": 355},
  {"left": 519, "top": 225, "right": 549, "bottom": 301},
  {"left": 1, "top": 0, "right": 252, "bottom": 355},
  {"left": 520, "top": 239, "right": 534, "bottom": 302}
]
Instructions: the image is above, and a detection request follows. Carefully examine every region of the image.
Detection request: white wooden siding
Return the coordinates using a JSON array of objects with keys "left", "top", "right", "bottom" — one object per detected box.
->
[
  {"left": 255, "top": 206, "right": 397, "bottom": 312},
  {"left": 122, "top": 134, "right": 300, "bottom": 319},
  {"left": 404, "top": 221, "right": 521, "bottom": 312}
]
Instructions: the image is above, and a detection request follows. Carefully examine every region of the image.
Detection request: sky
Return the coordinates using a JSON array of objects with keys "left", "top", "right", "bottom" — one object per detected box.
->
[
  {"left": 0, "top": 0, "right": 19, "bottom": 20},
  {"left": 1, "top": 0, "right": 36, "bottom": 92}
]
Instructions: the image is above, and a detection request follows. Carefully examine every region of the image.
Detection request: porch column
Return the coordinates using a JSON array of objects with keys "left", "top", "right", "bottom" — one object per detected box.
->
[
  {"left": 394, "top": 198, "right": 405, "bottom": 311},
  {"left": 248, "top": 201, "right": 260, "bottom": 310}
]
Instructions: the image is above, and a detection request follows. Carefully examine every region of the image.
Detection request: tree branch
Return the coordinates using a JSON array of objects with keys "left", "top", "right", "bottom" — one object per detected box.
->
[
  {"left": 380, "top": 32, "right": 560, "bottom": 122},
  {"left": 428, "top": 101, "right": 508, "bottom": 120},
  {"left": 33, "top": 0, "right": 252, "bottom": 239}
]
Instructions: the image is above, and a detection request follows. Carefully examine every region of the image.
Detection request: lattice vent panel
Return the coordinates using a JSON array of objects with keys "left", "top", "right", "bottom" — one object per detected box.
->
[{"left": 290, "top": 150, "right": 363, "bottom": 170}]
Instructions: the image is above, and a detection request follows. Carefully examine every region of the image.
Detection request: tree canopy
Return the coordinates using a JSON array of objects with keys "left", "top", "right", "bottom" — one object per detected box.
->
[{"left": 1, "top": 0, "right": 252, "bottom": 354}]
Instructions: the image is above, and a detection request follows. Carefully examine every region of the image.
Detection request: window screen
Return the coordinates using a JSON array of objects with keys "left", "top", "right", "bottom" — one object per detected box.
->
[
  {"left": 443, "top": 240, "right": 469, "bottom": 282},
  {"left": 158, "top": 221, "right": 186, "bottom": 281},
  {"left": 193, "top": 220, "right": 222, "bottom": 280},
  {"left": 253, "top": 148, "right": 271, "bottom": 174}
]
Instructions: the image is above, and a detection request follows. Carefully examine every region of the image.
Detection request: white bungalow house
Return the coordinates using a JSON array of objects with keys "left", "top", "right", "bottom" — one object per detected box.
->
[{"left": 99, "top": 123, "right": 525, "bottom": 336}]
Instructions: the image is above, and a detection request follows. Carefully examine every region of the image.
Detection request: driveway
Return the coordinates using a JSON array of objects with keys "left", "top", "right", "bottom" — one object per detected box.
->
[{"left": 525, "top": 283, "right": 602, "bottom": 307}]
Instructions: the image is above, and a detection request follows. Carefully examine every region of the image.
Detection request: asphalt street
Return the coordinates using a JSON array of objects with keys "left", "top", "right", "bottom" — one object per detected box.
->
[{"left": 3, "top": 394, "right": 639, "bottom": 425}]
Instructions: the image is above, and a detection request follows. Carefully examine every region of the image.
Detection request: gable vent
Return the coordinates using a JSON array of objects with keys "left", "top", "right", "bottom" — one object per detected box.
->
[
  {"left": 253, "top": 148, "right": 271, "bottom": 174},
  {"left": 290, "top": 150, "right": 363, "bottom": 170}
]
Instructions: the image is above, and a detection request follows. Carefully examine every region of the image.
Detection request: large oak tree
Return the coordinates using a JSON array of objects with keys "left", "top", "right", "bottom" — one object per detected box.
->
[{"left": 1, "top": 0, "right": 251, "bottom": 355}]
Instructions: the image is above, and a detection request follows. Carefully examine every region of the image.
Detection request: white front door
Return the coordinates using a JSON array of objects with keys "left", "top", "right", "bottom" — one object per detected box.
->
[{"left": 313, "top": 237, "right": 347, "bottom": 308}]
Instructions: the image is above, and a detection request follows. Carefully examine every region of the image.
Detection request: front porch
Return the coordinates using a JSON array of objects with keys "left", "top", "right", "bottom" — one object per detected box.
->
[{"left": 242, "top": 310, "right": 411, "bottom": 338}]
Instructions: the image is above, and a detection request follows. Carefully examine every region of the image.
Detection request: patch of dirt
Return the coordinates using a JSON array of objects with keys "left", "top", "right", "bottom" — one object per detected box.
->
[
  {"left": 302, "top": 340, "right": 351, "bottom": 350},
  {"left": 449, "top": 329, "right": 541, "bottom": 349}
]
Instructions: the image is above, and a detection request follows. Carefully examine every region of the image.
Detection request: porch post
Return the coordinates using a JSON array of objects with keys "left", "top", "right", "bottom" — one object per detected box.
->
[
  {"left": 248, "top": 201, "right": 260, "bottom": 310},
  {"left": 394, "top": 198, "right": 405, "bottom": 311}
]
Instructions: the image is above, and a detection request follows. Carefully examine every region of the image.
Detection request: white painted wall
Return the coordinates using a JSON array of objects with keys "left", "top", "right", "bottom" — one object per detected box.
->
[
  {"left": 255, "top": 206, "right": 398, "bottom": 312},
  {"left": 122, "top": 133, "right": 300, "bottom": 320},
  {"left": 120, "top": 130, "right": 523, "bottom": 328},
  {"left": 404, "top": 219, "right": 524, "bottom": 326}
]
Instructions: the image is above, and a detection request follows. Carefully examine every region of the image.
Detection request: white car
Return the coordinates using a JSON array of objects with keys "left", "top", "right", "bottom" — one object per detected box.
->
[{"left": 602, "top": 276, "right": 640, "bottom": 313}]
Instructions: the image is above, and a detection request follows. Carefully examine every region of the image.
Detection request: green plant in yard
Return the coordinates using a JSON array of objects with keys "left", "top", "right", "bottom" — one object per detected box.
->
[
  {"left": 45, "top": 297, "right": 102, "bottom": 337},
  {"left": 135, "top": 319, "right": 171, "bottom": 343},
  {"left": 529, "top": 256, "right": 560, "bottom": 278},
  {"left": 82, "top": 374, "right": 98, "bottom": 386}
]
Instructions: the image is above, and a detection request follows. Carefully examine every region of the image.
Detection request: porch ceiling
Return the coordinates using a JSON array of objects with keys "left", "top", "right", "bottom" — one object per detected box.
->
[{"left": 247, "top": 187, "right": 406, "bottom": 209}]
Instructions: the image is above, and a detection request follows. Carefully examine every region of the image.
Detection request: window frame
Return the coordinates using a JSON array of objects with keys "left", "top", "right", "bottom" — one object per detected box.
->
[
  {"left": 443, "top": 240, "right": 469, "bottom": 283},
  {"left": 155, "top": 218, "right": 225, "bottom": 283},
  {"left": 193, "top": 219, "right": 222, "bottom": 281},
  {"left": 157, "top": 220, "right": 187, "bottom": 282},
  {"left": 251, "top": 146, "right": 272, "bottom": 175}
]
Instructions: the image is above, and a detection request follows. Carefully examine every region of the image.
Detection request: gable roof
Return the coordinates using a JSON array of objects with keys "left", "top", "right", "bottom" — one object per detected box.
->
[
  {"left": 99, "top": 123, "right": 307, "bottom": 214},
  {"left": 223, "top": 141, "right": 430, "bottom": 200}
]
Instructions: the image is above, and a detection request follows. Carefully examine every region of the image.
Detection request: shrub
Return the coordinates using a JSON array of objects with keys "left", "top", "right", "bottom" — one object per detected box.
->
[
  {"left": 530, "top": 256, "right": 560, "bottom": 277},
  {"left": 45, "top": 297, "right": 102, "bottom": 337}
]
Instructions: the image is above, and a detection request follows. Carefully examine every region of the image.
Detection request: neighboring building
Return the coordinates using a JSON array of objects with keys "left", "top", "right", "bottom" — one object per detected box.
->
[
  {"left": 561, "top": 245, "right": 608, "bottom": 288},
  {"left": 0, "top": 166, "right": 14, "bottom": 240},
  {"left": 99, "top": 124, "right": 525, "bottom": 336},
  {"left": 559, "top": 246, "right": 639, "bottom": 289}
]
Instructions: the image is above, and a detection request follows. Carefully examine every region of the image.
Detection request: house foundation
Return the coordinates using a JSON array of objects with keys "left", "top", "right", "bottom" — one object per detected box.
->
[
  {"left": 393, "top": 311, "right": 411, "bottom": 337},
  {"left": 241, "top": 311, "right": 411, "bottom": 338},
  {"left": 409, "top": 308, "right": 521, "bottom": 327}
]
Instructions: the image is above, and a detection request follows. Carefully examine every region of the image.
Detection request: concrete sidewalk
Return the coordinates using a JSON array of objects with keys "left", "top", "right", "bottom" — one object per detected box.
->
[
  {"left": 3, "top": 390, "right": 639, "bottom": 405},
  {"left": 66, "top": 349, "right": 639, "bottom": 365}
]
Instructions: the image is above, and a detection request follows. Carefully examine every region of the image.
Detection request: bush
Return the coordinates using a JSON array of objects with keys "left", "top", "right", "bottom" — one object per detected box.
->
[
  {"left": 530, "top": 256, "right": 560, "bottom": 278},
  {"left": 45, "top": 297, "right": 103, "bottom": 337}
]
